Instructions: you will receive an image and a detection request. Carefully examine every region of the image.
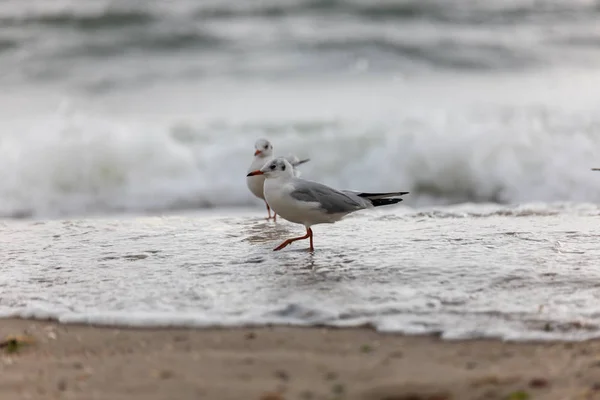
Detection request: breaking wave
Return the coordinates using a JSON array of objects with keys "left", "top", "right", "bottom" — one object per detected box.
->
[{"left": 1, "top": 103, "right": 599, "bottom": 219}]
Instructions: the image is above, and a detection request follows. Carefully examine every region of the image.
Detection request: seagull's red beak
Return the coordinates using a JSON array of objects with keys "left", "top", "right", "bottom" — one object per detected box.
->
[
  {"left": 254, "top": 149, "right": 262, "bottom": 156},
  {"left": 247, "top": 170, "right": 264, "bottom": 177}
]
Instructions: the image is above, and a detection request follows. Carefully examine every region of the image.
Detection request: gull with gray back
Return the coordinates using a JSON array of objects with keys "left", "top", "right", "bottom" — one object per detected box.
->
[
  {"left": 246, "top": 138, "right": 310, "bottom": 221},
  {"left": 247, "top": 157, "right": 408, "bottom": 251}
]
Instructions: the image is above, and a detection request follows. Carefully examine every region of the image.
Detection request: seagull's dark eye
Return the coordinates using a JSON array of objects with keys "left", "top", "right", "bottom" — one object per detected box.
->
[
  {"left": 270, "top": 164, "right": 276, "bottom": 170},
  {"left": 264, "top": 145, "right": 268, "bottom": 149},
  {"left": 281, "top": 165, "right": 286, "bottom": 171}
]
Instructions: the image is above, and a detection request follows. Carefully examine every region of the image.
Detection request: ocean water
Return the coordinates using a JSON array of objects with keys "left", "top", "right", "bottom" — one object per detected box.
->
[
  {"left": 1, "top": 205, "right": 600, "bottom": 341},
  {"left": 1, "top": 0, "right": 600, "bottom": 340},
  {"left": 0, "top": 0, "right": 600, "bottom": 217}
]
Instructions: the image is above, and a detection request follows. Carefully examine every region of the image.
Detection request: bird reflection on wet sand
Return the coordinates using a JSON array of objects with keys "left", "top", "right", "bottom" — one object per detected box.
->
[{"left": 241, "top": 219, "right": 296, "bottom": 245}]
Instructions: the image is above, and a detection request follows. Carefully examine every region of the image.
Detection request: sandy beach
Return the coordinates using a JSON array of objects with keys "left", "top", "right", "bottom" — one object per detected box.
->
[{"left": 0, "top": 320, "right": 598, "bottom": 400}]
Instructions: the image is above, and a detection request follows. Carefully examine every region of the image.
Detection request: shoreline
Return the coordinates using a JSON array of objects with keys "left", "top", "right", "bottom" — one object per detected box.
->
[{"left": 1, "top": 319, "right": 599, "bottom": 400}]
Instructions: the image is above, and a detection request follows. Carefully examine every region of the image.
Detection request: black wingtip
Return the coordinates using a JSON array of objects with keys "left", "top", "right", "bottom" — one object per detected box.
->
[
  {"left": 294, "top": 158, "right": 310, "bottom": 166},
  {"left": 593, "top": 168, "right": 600, "bottom": 171},
  {"left": 356, "top": 191, "right": 409, "bottom": 199},
  {"left": 370, "top": 198, "right": 404, "bottom": 207}
]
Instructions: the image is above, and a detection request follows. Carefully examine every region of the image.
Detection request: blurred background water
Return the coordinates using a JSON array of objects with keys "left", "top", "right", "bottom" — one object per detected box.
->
[{"left": 1, "top": 0, "right": 600, "bottom": 218}]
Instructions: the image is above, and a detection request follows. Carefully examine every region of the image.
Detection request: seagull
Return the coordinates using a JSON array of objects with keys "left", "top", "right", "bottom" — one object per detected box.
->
[
  {"left": 246, "top": 138, "right": 309, "bottom": 221},
  {"left": 247, "top": 157, "right": 409, "bottom": 251}
]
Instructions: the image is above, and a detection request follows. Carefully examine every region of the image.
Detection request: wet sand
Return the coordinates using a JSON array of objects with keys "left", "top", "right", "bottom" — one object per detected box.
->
[{"left": 1, "top": 320, "right": 600, "bottom": 400}]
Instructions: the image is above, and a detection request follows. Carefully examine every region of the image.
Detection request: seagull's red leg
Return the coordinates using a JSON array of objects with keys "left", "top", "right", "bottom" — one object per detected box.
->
[
  {"left": 265, "top": 202, "right": 274, "bottom": 220},
  {"left": 263, "top": 202, "right": 278, "bottom": 221},
  {"left": 274, "top": 227, "right": 313, "bottom": 251},
  {"left": 308, "top": 228, "right": 314, "bottom": 251}
]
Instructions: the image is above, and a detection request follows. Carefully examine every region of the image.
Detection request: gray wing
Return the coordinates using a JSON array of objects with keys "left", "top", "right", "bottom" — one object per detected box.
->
[
  {"left": 284, "top": 154, "right": 310, "bottom": 168},
  {"left": 284, "top": 154, "right": 310, "bottom": 177},
  {"left": 290, "top": 179, "right": 370, "bottom": 214}
]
